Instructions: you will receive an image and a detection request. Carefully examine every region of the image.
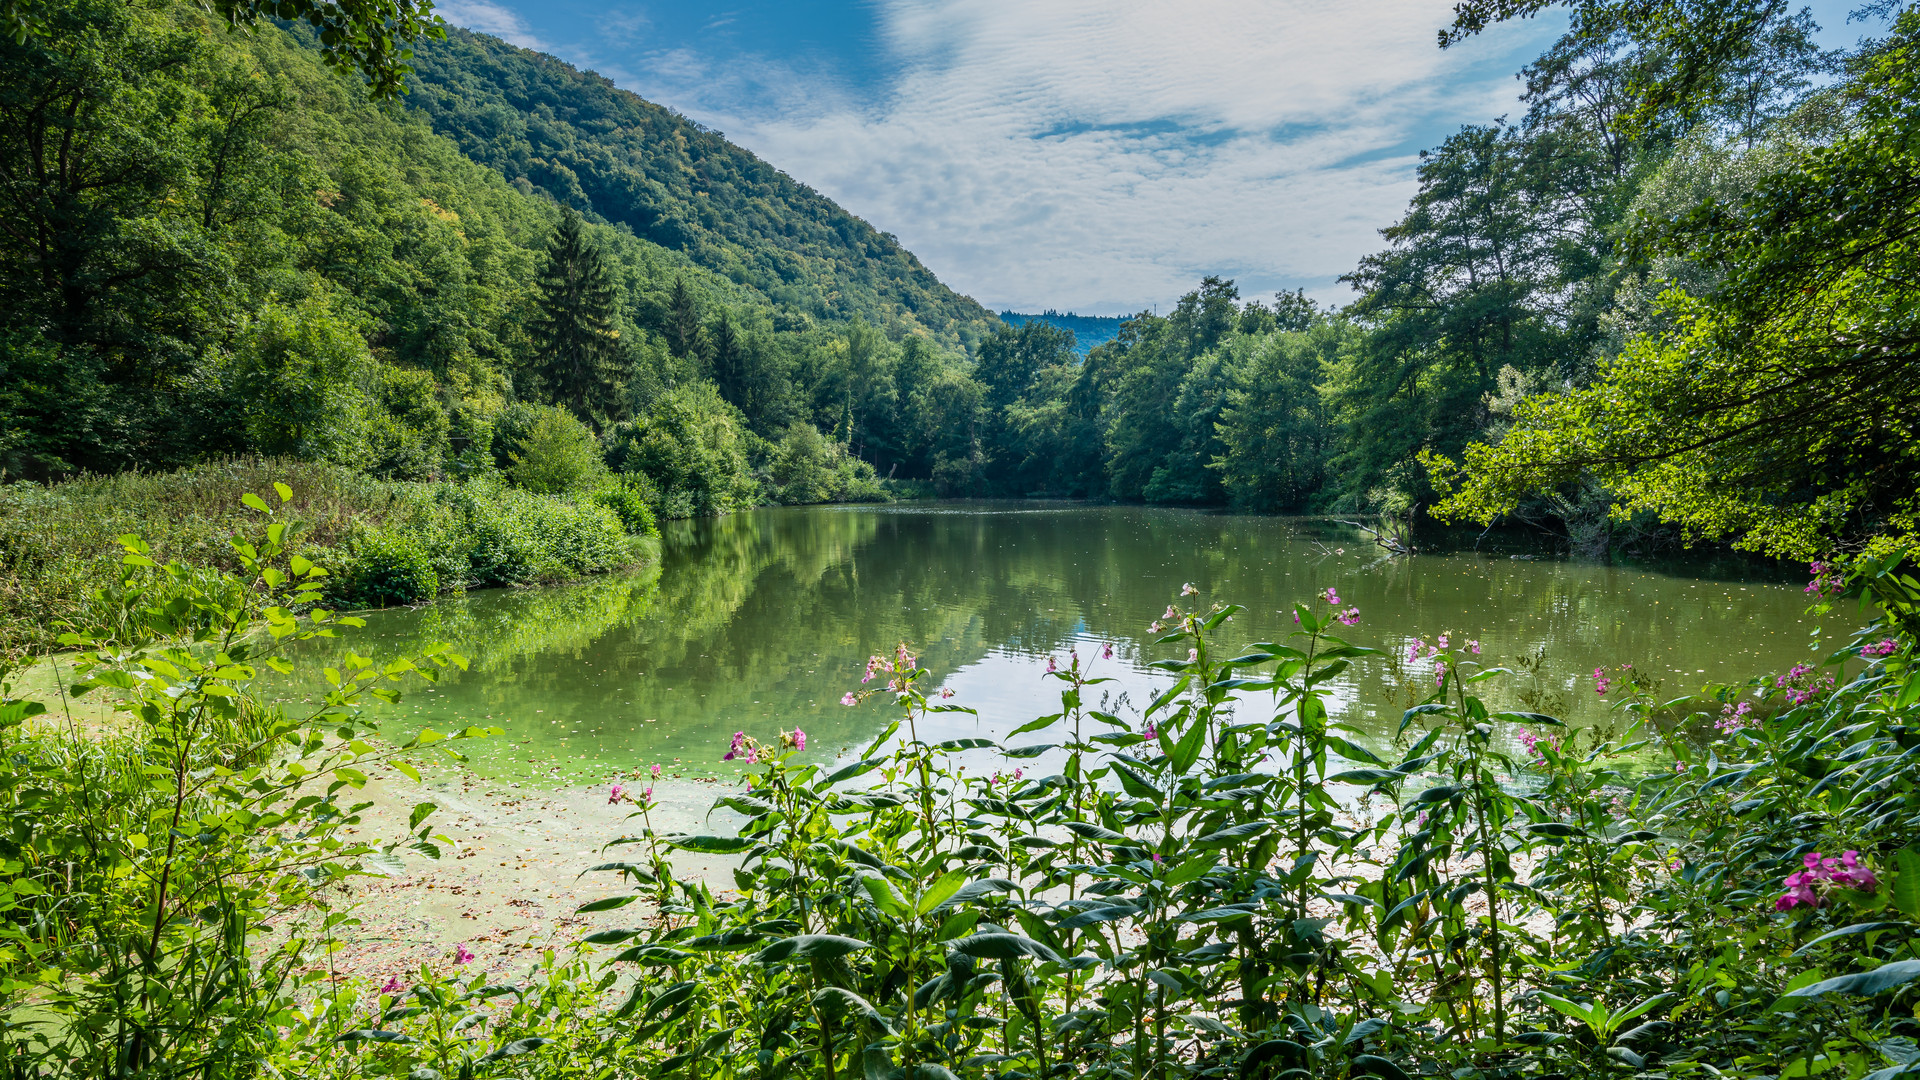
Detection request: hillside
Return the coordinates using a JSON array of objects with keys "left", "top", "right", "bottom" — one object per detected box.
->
[
  {"left": 1000, "top": 310, "right": 1125, "bottom": 355},
  {"left": 401, "top": 29, "right": 1000, "bottom": 352}
]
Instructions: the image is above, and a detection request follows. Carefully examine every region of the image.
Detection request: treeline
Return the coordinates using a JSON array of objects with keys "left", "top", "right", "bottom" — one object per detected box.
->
[
  {"left": 3, "top": 0, "right": 1906, "bottom": 564},
  {"left": 947, "top": 2, "right": 1847, "bottom": 553}
]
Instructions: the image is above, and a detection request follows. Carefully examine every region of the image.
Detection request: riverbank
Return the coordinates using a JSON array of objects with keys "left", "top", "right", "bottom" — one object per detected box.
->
[
  {"left": 329, "top": 766, "right": 749, "bottom": 982},
  {"left": 0, "top": 459, "right": 652, "bottom": 661}
]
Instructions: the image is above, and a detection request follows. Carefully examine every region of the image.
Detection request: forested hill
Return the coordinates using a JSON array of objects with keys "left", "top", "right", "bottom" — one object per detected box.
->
[
  {"left": 999, "top": 311, "right": 1123, "bottom": 354},
  {"left": 401, "top": 28, "right": 998, "bottom": 351}
]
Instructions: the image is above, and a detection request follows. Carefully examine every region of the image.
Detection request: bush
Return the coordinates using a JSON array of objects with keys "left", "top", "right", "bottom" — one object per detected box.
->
[
  {"left": 603, "top": 383, "right": 757, "bottom": 516},
  {"left": 505, "top": 405, "right": 605, "bottom": 494},
  {"left": 0, "top": 459, "right": 648, "bottom": 652},
  {"left": 330, "top": 527, "right": 439, "bottom": 607},
  {"left": 590, "top": 476, "right": 660, "bottom": 536},
  {"left": 758, "top": 421, "right": 888, "bottom": 505}
]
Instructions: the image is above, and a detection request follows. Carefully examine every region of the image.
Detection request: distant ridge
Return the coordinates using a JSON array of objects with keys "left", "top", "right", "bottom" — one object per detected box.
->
[{"left": 999, "top": 310, "right": 1127, "bottom": 355}]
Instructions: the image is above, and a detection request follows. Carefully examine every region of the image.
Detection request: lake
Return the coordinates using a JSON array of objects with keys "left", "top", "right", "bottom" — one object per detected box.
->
[{"left": 270, "top": 503, "right": 1817, "bottom": 784}]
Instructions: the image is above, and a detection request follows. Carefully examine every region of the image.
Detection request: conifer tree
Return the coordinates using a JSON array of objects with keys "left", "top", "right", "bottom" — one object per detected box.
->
[
  {"left": 665, "top": 276, "right": 704, "bottom": 361},
  {"left": 531, "top": 208, "right": 620, "bottom": 422},
  {"left": 708, "top": 314, "right": 748, "bottom": 411}
]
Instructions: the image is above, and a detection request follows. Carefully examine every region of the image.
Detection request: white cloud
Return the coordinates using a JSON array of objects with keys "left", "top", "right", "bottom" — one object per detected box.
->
[
  {"left": 568, "top": 1, "right": 1562, "bottom": 313},
  {"left": 437, "top": 0, "right": 550, "bottom": 52}
]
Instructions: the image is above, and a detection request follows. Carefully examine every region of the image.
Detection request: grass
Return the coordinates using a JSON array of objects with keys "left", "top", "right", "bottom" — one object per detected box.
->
[{"left": 0, "top": 458, "right": 650, "bottom": 662}]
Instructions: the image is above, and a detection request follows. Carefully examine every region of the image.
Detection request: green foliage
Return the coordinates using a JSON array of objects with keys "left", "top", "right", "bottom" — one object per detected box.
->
[
  {"left": 530, "top": 208, "right": 622, "bottom": 421},
  {"left": 0, "top": 459, "right": 641, "bottom": 657},
  {"left": 506, "top": 404, "right": 606, "bottom": 494},
  {"left": 1430, "top": 7, "right": 1920, "bottom": 561},
  {"left": 604, "top": 384, "right": 759, "bottom": 517},
  {"left": 591, "top": 475, "right": 661, "bottom": 537},
  {"left": 758, "top": 422, "right": 887, "bottom": 505},
  {"left": 400, "top": 29, "right": 999, "bottom": 353},
  {"left": 0, "top": 488, "right": 488, "bottom": 1077},
  {"left": 333, "top": 525, "right": 438, "bottom": 606}
]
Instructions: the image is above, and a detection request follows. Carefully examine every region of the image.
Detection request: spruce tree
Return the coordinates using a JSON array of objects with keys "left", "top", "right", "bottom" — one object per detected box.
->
[
  {"left": 708, "top": 315, "right": 748, "bottom": 412},
  {"left": 664, "top": 276, "right": 704, "bottom": 361},
  {"left": 531, "top": 208, "right": 620, "bottom": 422}
]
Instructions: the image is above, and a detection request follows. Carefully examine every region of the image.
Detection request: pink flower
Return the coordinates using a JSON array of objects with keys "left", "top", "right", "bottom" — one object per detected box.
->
[
  {"left": 641, "top": 786, "right": 653, "bottom": 802},
  {"left": 1863, "top": 639, "right": 1899, "bottom": 658},
  {"left": 723, "top": 731, "right": 747, "bottom": 761},
  {"left": 379, "top": 976, "right": 404, "bottom": 995},
  {"left": 608, "top": 784, "right": 625, "bottom": 804},
  {"left": 1436, "top": 633, "right": 1449, "bottom": 649},
  {"left": 453, "top": 944, "right": 475, "bottom": 964},
  {"left": 1164, "top": 606, "right": 1178, "bottom": 620},
  {"left": 793, "top": 728, "right": 806, "bottom": 751},
  {"left": 1187, "top": 648, "right": 1198, "bottom": 662},
  {"left": 1322, "top": 587, "right": 1341, "bottom": 606},
  {"left": 939, "top": 687, "right": 955, "bottom": 699},
  {"left": 1047, "top": 656, "right": 1057, "bottom": 673},
  {"left": 1012, "top": 768, "right": 1023, "bottom": 780},
  {"left": 1434, "top": 661, "right": 1447, "bottom": 688},
  {"left": 1148, "top": 621, "right": 1163, "bottom": 633},
  {"left": 1152, "top": 853, "right": 1164, "bottom": 864},
  {"left": 1716, "top": 701, "right": 1755, "bottom": 733},
  {"left": 1406, "top": 640, "right": 1423, "bottom": 663},
  {"left": 1468, "top": 640, "right": 1480, "bottom": 655},
  {"left": 840, "top": 692, "right": 859, "bottom": 707},
  {"left": 1143, "top": 722, "right": 1158, "bottom": 741},
  {"left": 1181, "top": 582, "right": 1199, "bottom": 597},
  {"left": 650, "top": 764, "right": 661, "bottom": 778},
  {"left": 1337, "top": 607, "right": 1360, "bottom": 626},
  {"left": 1102, "top": 642, "right": 1114, "bottom": 660},
  {"left": 1674, "top": 761, "right": 1688, "bottom": 773}
]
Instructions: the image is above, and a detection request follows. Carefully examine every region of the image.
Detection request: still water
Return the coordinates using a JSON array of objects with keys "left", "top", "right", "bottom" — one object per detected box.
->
[{"left": 270, "top": 503, "right": 1817, "bottom": 784}]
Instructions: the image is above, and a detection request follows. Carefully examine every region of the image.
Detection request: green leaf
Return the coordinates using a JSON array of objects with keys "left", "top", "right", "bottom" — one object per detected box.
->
[
  {"left": 1893, "top": 848, "right": 1920, "bottom": 919},
  {"left": 1146, "top": 676, "right": 1191, "bottom": 717},
  {"left": 1793, "top": 922, "right": 1912, "bottom": 956},
  {"left": 1783, "top": 959, "right": 1920, "bottom": 998},
  {"left": 408, "top": 802, "right": 436, "bottom": 831},
  {"left": 950, "top": 933, "right": 1063, "bottom": 964},
  {"left": 755, "top": 935, "right": 872, "bottom": 964},
  {"left": 935, "top": 738, "right": 995, "bottom": 751},
  {"left": 1008, "top": 713, "right": 1062, "bottom": 736},
  {"left": 935, "top": 877, "right": 1018, "bottom": 909},
  {"left": 862, "top": 875, "right": 907, "bottom": 915},
  {"left": 1327, "top": 768, "right": 1404, "bottom": 786},
  {"left": 1192, "top": 821, "right": 1271, "bottom": 849},
  {"left": 812, "top": 986, "right": 889, "bottom": 1028},
  {"left": 669, "top": 835, "right": 754, "bottom": 854},
  {"left": 575, "top": 895, "right": 642, "bottom": 913},
  {"left": 1350, "top": 1054, "right": 1413, "bottom": 1080},
  {"left": 918, "top": 869, "right": 969, "bottom": 914},
  {"left": 1169, "top": 717, "right": 1208, "bottom": 774},
  {"left": 241, "top": 492, "right": 271, "bottom": 514},
  {"left": 1063, "top": 821, "right": 1129, "bottom": 844},
  {"left": 1165, "top": 853, "right": 1218, "bottom": 886}
]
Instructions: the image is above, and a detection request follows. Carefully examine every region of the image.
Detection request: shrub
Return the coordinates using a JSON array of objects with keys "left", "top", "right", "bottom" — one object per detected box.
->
[
  {"left": 331, "top": 527, "right": 439, "bottom": 607},
  {"left": 759, "top": 421, "right": 888, "bottom": 504},
  {"left": 506, "top": 405, "right": 606, "bottom": 494},
  {"left": 590, "top": 476, "right": 660, "bottom": 536},
  {"left": 603, "top": 383, "right": 757, "bottom": 516}
]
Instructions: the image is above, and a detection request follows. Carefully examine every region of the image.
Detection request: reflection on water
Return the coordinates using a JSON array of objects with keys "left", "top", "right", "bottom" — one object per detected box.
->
[{"left": 263, "top": 503, "right": 1816, "bottom": 783}]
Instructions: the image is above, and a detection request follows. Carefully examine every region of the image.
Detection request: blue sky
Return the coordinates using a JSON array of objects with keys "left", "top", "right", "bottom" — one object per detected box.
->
[{"left": 435, "top": 0, "right": 1872, "bottom": 315}]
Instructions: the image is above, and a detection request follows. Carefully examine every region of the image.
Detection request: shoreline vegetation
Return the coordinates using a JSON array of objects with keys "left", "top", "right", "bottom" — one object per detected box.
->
[{"left": 2, "top": 492, "right": 1919, "bottom": 1078}]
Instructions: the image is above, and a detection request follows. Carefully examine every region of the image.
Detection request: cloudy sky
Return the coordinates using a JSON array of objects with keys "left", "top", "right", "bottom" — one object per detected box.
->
[{"left": 431, "top": 0, "right": 1862, "bottom": 315}]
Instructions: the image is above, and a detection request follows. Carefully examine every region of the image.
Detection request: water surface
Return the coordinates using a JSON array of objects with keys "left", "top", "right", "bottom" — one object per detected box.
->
[{"left": 268, "top": 504, "right": 1817, "bottom": 783}]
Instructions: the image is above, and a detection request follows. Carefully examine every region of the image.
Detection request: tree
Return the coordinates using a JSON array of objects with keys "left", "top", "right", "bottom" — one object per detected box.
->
[
  {"left": 3, "top": 0, "right": 443, "bottom": 99},
  {"left": 664, "top": 276, "right": 703, "bottom": 361},
  {"left": 1430, "top": 7, "right": 1920, "bottom": 559},
  {"left": 530, "top": 209, "right": 620, "bottom": 423},
  {"left": 708, "top": 314, "right": 747, "bottom": 410}
]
